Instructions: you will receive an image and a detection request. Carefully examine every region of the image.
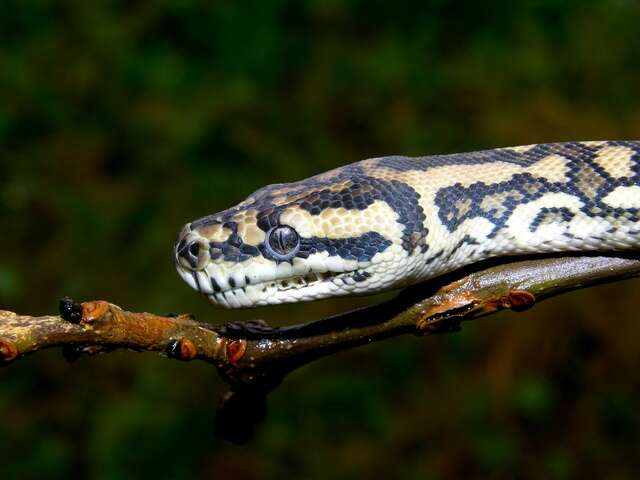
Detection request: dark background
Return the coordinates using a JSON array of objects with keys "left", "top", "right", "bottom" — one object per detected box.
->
[{"left": 2, "top": 1, "right": 640, "bottom": 478}]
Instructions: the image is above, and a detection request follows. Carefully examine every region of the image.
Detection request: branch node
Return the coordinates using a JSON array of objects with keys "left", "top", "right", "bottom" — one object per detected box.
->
[
  {"left": 226, "top": 339, "right": 247, "bottom": 366},
  {"left": 501, "top": 290, "right": 536, "bottom": 311},
  {"left": 0, "top": 338, "right": 18, "bottom": 365},
  {"left": 81, "top": 300, "right": 111, "bottom": 323},
  {"left": 415, "top": 304, "right": 471, "bottom": 335},
  {"left": 166, "top": 337, "right": 197, "bottom": 361}
]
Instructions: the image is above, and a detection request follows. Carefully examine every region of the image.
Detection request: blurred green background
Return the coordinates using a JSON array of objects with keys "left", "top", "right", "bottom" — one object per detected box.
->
[{"left": 1, "top": 0, "right": 640, "bottom": 478}]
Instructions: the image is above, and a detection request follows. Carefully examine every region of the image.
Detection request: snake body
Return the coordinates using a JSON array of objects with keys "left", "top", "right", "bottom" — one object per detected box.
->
[{"left": 175, "top": 140, "right": 640, "bottom": 308}]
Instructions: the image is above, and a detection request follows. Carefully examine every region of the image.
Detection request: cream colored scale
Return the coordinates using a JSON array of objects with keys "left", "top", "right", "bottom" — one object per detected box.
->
[{"left": 174, "top": 141, "right": 640, "bottom": 309}]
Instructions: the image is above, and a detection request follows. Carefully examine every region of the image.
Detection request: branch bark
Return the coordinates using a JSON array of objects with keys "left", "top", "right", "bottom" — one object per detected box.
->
[{"left": 1, "top": 253, "right": 639, "bottom": 442}]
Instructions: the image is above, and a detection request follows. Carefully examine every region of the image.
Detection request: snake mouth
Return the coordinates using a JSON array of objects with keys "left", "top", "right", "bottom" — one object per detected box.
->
[
  {"left": 176, "top": 263, "right": 367, "bottom": 308},
  {"left": 209, "top": 272, "right": 335, "bottom": 308}
]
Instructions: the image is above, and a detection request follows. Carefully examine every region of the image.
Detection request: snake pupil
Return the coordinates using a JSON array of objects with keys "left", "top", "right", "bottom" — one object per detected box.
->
[{"left": 267, "top": 226, "right": 300, "bottom": 258}]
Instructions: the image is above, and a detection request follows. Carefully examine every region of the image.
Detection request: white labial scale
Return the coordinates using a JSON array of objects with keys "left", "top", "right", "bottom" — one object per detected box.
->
[
  {"left": 292, "top": 257, "right": 311, "bottom": 276},
  {"left": 242, "top": 285, "right": 259, "bottom": 304},
  {"left": 268, "top": 292, "right": 287, "bottom": 304},
  {"left": 182, "top": 270, "right": 198, "bottom": 291},
  {"left": 196, "top": 271, "right": 212, "bottom": 294},
  {"left": 244, "top": 261, "right": 276, "bottom": 285},
  {"left": 305, "top": 251, "right": 330, "bottom": 273},
  {"left": 252, "top": 284, "right": 270, "bottom": 302},
  {"left": 211, "top": 293, "right": 227, "bottom": 308},
  {"left": 228, "top": 268, "right": 248, "bottom": 289},
  {"left": 240, "top": 266, "right": 262, "bottom": 286},
  {"left": 276, "top": 262, "right": 293, "bottom": 279},
  {"left": 283, "top": 278, "right": 325, "bottom": 303},
  {"left": 223, "top": 291, "right": 240, "bottom": 309},
  {"left": 206, "top": 265, "right": 230, "bottom": 292},
  {"left": 322, "top": 255, "right": 346, "bottom": 272},
  {"left": 320, "top": 281, "right": 341, "bottom": 300},
  {"left": 233, "top": 288, "right": 252, "bottom": 307},
  {"left": 337, "top": 257, "right": 359, "bottom": 272}
]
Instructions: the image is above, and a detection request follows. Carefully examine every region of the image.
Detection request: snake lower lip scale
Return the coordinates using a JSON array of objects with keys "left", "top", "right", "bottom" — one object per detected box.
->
[
  {"left": 203, "top": 273, "right": 337, "bottom": 308},
  {"left": 175, "top": 140, "right": 640, "bottom": 309}
]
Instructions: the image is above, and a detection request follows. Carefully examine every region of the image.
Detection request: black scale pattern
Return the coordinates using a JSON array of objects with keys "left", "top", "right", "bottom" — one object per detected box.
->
[
  {"left": 188, "top": 141, "right": 640, "bottom": 266},
  {"left": 294, "top": 176, "right": 427, "bottom": 253},
  {"left": 529, "top": 207, "right": 575, "bottom": 232},
  {"left": 189, "top": 167, "right": 410, "bottom": 264},
  {"left": 433, "top": 141, "right": 640, "bottom": 236},
  {"left": 248, "top": 164, "right": 427, "bottom": 262}
]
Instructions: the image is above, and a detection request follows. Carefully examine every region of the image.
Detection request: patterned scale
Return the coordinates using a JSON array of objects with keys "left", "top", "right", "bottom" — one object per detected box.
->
[{"left": 174, "top": 141, "right": 640, "bottom": 308}]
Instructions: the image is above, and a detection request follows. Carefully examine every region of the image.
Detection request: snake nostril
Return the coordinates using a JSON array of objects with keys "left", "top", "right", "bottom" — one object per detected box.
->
[{"left": 176, "top": 238, "right": 208, "bottom": 270}]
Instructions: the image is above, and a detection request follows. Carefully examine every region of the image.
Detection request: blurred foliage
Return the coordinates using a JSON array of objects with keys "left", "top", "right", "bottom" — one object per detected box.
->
[{"left": 1, "top": 0, "right": 640, "bottom": 478}]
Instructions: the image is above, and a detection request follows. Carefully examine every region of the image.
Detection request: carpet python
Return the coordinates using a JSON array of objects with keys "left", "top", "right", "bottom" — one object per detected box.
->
[{"left": 175, "top": 140, "right": 640, "bottom": 308}]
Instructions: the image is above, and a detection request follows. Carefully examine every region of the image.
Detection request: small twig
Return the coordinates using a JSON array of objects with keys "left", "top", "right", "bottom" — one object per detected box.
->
[
  {"left": 1, "top": 253, "right": 639, "bottom": 442},
  {"left": 0, "top": 300, "right": 225, "bottom": 363}
]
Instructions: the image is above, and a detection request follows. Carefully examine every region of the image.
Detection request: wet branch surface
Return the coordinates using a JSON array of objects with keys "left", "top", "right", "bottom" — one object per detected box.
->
[{"left": 1, "top": 254, "right": 639, "bottom": 443}]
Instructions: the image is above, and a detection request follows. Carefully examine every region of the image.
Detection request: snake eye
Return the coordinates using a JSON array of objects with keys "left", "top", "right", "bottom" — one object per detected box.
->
[{"left": 265, "top": 226, "right": 300, "bottom": 260}]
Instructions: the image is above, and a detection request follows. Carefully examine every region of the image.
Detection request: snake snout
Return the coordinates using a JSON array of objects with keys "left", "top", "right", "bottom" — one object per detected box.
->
[{"left": 175, "top": 225, "right": 210, "bottom": 271}]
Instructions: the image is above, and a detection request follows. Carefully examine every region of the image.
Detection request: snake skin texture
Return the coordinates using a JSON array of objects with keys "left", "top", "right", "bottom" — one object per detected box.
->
[{"left": 175, "top": 140, "right": 640, "bottom": 308}]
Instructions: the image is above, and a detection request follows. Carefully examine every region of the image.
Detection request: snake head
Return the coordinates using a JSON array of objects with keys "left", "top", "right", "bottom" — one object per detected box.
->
[{"left": 174, "top": 165, "right": 419, "bottom": 308}]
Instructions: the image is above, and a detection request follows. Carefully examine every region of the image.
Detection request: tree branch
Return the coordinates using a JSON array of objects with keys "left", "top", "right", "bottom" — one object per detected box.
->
[{"left": 1, "top": 253, "right": 639, "bottom": 442}]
